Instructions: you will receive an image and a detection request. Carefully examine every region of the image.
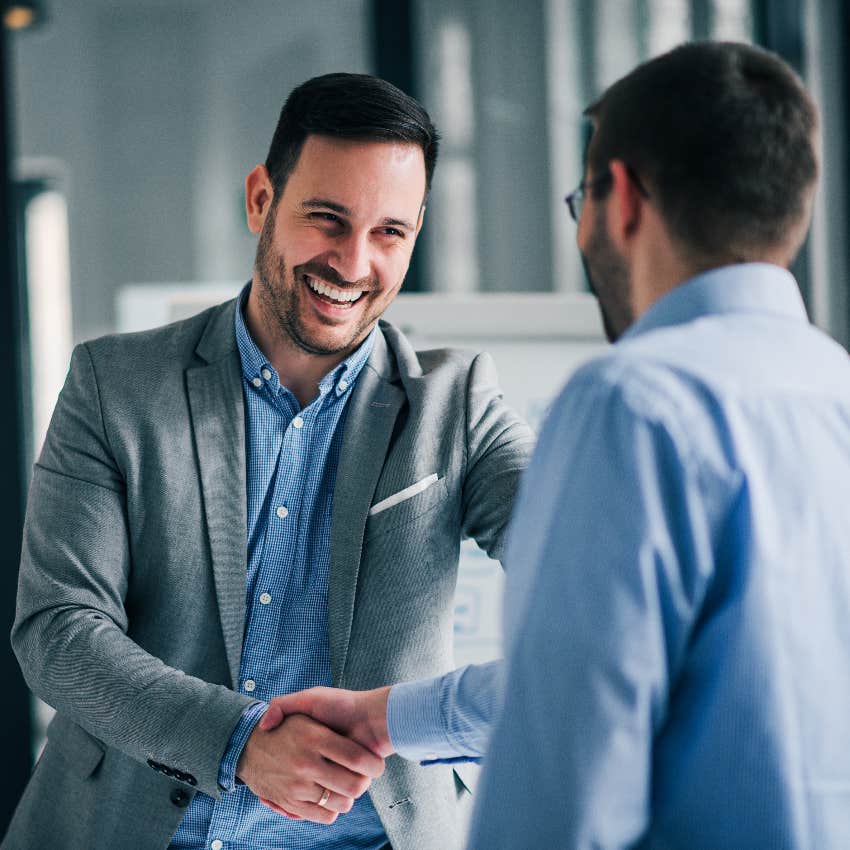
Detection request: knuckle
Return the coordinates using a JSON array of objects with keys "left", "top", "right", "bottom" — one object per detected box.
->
[
  {"left": 339, "top": 778, "right": 358, "bottom": 798},
  {"left": 291, "top": 756, "right": 310, "bottom": 774},
  {"left": 292, "top": 715, "right": 311, "bottom": 734},
  {"left": 285, "top": 777, "right": 307, "bottom": 799},
  {"left": 305, "top": 721, "right": 324, "bottom": 744},
  {"left": 357, "top": 755, "right": 381, "bottom": 778},
  {"left": 351, "top": 776, "right": 371, "bottom": 797},
  {"left": 309, "top": 807, "right": 335, "bottom": 825}
]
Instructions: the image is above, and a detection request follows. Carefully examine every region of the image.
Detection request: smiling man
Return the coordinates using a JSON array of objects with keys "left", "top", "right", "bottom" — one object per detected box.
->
[
  {"left": 244, "top": 134, "right": 428, "bottom": 406},
  {"left": 5, "top": 74, "right": 533, "bottom": 850}
]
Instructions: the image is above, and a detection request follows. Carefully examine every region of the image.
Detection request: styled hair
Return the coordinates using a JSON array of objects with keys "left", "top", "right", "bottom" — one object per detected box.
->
[
  {"left": 265, "top": 72, "right": 439, "bottom": 197},
  {"left": 584, "top": 41, "right": 819, "bottom": 263}
]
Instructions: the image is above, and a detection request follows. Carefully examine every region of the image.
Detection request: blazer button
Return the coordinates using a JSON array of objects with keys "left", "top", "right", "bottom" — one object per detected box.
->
[
  {"left": 161, "top": 766, "right": 175, "bottom": 778},
  {"left": 170, "top": 788, "right": 191, "bottom": 808},
  {"left": 185, "top": 774, "right": 198, "bottom": 787},
  {"left": 147, "top": 759, "right": 160, "bottom": 771}
]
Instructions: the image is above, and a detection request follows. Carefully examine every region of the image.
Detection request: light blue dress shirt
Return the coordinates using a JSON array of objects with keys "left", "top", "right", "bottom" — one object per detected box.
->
[
  {"left": 388, "top": 661, "right": 503, "bottom": 763},
  {"left": 171, "top": 288, "right": 386, "bottom": 850},
  {"left": 467, "top": 263, "right": 850, "bottom": 848}
]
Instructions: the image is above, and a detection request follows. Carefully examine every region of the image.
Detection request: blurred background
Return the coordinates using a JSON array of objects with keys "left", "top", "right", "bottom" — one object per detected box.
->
[{"left": 0, "top": 0, "right": 847, "bottom": 833}]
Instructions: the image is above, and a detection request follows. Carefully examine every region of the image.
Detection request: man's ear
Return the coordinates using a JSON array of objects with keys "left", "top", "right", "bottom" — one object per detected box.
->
[
  {"left": 607, "top": 159, "right": 644, "bottom": 249},
  {"left": 415, "top": 204, "right": 426, "bottom": 236},
  {"left": 245, "top": 165, "right": 275, "bottom": 234}
]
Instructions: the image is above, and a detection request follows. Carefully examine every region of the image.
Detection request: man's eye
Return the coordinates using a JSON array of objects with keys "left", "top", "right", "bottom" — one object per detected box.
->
[
  {"left": 311, "top": 212, "right": 341, "bottom": 224},
  {"left": 381, "top": 227, "right": 404, "bottom": 238}
]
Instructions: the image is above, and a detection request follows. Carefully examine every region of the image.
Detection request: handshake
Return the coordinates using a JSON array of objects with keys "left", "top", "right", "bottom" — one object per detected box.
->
[{"left": 236, "top": 685, "right": 393, "bottom": 825}]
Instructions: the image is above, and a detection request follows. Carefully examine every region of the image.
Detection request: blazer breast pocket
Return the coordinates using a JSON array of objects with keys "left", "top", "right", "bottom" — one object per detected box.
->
[{"left": 365, "top": 474, "right": 449, "bottom": 541}]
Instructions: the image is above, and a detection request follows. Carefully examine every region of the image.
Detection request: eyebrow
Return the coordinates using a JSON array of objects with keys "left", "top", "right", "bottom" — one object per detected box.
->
[{"left": 300, "top": 198, "right": 416, "bottom": 232}]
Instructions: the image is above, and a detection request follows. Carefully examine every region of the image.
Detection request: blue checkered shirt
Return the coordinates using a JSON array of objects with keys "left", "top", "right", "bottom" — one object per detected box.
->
[{"left": 170, "top": 288, "right": 386, "bottom": 849}]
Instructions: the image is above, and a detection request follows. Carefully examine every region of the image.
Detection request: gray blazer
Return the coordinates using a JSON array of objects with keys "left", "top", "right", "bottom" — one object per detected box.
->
[{"left": 5, "top": 298, "right": 534, "bottom": 850}]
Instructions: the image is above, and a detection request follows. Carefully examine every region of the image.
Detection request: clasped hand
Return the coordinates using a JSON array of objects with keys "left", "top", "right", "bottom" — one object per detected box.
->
[{"left": 236, "top": 686, "right": 392, "bottom": 825}]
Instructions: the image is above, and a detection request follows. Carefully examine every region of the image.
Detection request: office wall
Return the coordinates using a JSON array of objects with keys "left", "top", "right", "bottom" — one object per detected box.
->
[{"left": 10, "top": 1, "right": 370, "bottom": 343}]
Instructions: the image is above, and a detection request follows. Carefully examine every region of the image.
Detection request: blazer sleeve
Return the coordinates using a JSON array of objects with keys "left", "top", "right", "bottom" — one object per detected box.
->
[
  {"left": 11, "top": 342, "right": 255, "bottom": 798},
  {"left": 461, "top": 352, "right": 535, "bottom": 562}
]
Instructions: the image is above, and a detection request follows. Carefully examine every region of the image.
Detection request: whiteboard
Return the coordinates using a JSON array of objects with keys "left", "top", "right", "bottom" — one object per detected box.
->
[{"left": 116, "top": 283, "right": 608, "bottom": 665}]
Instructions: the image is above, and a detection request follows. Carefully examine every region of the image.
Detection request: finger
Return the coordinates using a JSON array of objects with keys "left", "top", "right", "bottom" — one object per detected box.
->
[
  {"left": 309, "top": 785, "right": 355, "bottom": 815},
  {"left": 258, "top": 796, "right": 302, "bottom": 819},
  {"left": 262, "top": 688, "right": 326, "bottom": 731},
  {"left": 317, "top": 728, "right": 385, "bottom": 779},
  {"left": 259, "top": 703, "right": 285, "bottom": 731},
  {"left": 266, "top": 689, "right": 321, "bottom": 721},
  {"left": 309, "top": 756, "right": 376, "bottom": 800},
  {"left": 271, "top": 692, "right": 311, "bottom": 713},
  {"left": 280, "top": 798, "right": 340, "bottom": 826}
]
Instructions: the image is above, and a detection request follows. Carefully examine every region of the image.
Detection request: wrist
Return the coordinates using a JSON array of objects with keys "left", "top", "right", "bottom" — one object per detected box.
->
[
  {"left": 226, "top": 702, "right": 268, "bottom": 791},
  {"left": 235, "top": 722, "right": 266, "bottom": 785},
  {"left": 365, "top": 686, "right": 393, "bottom": 757},
  {"left": 235, "top": 732, "right": 254, "bottom": 784}
]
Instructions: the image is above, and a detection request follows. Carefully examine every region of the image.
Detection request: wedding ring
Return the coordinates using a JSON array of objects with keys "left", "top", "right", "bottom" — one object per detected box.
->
[{"left": 317, "top": 787, "right": 331, "bottom": 808}]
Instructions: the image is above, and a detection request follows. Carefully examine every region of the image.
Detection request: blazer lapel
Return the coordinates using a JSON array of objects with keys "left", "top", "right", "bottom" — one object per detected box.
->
[
  {"left": 329, "top": 331, "right": 404, "bottom": 686},
  {"left": 186, "top": 301, "right": 247, "bottom": 689}
]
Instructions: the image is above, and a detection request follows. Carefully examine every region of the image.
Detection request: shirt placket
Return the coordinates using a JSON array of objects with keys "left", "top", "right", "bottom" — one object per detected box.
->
[
  {"left": 239, "top": 394, "right": 311, "bottom": 704},
  {"left": 192, "top": 306, "right": 383, "bottom": 850}
]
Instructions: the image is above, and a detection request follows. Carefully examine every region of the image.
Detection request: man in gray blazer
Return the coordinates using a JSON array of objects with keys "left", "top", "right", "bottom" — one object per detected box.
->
[{"left": 6, "top": 73, "right": 533, "bottom": 850}]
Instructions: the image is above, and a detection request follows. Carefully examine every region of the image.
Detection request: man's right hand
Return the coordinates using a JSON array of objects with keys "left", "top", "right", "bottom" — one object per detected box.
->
[
  {"left": 260, "top": 685, "right": 393, "bottom": 758},
  {"left": 236, "top": 713, "right": 385, "bottom": 824}
]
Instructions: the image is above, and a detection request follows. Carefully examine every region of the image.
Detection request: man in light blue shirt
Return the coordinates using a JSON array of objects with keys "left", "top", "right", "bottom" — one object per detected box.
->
[
  {"left": 473, "top": 41, "right": 850, "bottom": 849},
  {"left": 267, "top": 42, "right": 850, "bottom": 849}
]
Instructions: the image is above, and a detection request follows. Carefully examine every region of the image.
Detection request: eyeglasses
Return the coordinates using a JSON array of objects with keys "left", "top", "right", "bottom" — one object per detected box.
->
[
  {"left": 564, "top": 171, "right": 613, "bottom": 222},
  {"left": 564, "top": 166, "right": 649, "bottom": 222}
]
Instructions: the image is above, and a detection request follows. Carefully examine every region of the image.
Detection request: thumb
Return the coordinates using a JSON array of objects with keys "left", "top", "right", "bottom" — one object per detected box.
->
[
  {"left": 259, "top": 691, "right": 316, "bottom": 731},
  {"left": 259, "top": 702, "right": 285, "bottom": 731}
]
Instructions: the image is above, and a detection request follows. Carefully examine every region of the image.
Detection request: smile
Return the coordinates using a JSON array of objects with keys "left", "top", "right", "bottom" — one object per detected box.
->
[{"left": 305, "top": 275, "right": 364, "bottom": 305}]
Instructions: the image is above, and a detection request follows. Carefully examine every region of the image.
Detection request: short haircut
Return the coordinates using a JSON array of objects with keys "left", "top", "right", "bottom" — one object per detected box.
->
[
  {"left": 265, "top": 72, "right": 440, "bottom": 198},
  {"left": 584, "top": 41, "right": 819, "bottom": 263}
]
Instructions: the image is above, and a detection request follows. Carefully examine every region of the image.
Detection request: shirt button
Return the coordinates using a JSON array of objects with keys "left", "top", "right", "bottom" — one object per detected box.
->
[
  {"left": 276, "top": 505, "right": 289, "bottom": 519},
  {"left": 251, "top": 377, "right": 262, "bottom": 388},
  {"left": 292, "top": 416, "right": 304, "bottom": 429},
  {"left": 244, "top": 679, "right": 256, "bottom": 692},
  {"left": 211, "top": 841, "right": 224, "bottom": 850},
  {"left": 338, "top": 379, "right": 348, "bottom": 391},
  {"left": 259, "top": 592, "right": 272, "bottom": 605},
  {"left": 261, "top": 368, "right": 272, "bottom": 380}
]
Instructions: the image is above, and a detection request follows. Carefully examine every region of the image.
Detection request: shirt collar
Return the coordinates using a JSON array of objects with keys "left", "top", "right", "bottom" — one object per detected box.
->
[
  {"left": 621, "top": 262, "right": 809, "bottom": 343},
  {"left": 234, "top": 282, "right": 377, "bottom": 399}
]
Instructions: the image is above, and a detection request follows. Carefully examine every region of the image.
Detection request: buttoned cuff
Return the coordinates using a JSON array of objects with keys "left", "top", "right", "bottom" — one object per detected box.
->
[
  {"left": 388, "top": 676, "right": 460, "bottom": 763},
  {"left": 218, "top": 701, "right": 268, "bottom": 792},
  {"left": 388, "top": 662, "right": 504, "bottom": 765}
]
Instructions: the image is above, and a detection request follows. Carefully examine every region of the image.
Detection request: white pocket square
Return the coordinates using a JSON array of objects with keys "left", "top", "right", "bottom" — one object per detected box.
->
[{"left": 368, "top": 473, "right": 440, "bottom": 517}]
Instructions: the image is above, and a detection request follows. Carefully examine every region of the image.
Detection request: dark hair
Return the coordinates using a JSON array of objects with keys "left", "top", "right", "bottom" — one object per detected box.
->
[
  {"left": 584, "top": 41, "right": 819, "bottom": 263},
  {"left": 265, "top": 72, "right": 439, "bottom": 198}
]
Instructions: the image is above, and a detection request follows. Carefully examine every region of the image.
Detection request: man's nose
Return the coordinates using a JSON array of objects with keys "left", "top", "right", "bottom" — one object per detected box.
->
[{"left": 327, "top": 232, "right": 373, "bottom": 284}]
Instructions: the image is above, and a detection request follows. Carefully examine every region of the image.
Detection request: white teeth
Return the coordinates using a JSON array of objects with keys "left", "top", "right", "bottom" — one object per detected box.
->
[{"left": 307, "top": 276, "right": 363, "bottom": 303}]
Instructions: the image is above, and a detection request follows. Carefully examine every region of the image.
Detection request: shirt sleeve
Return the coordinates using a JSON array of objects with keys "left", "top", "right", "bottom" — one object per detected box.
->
[
  {"left": 217, "top": 701, "right": 269, "bottom": 792},
  {"left": 467, "top": 361, "right": 724, "bottom": 848},
  {"left": 387, "top": 660, "right": 504, "bottom": 764}
]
